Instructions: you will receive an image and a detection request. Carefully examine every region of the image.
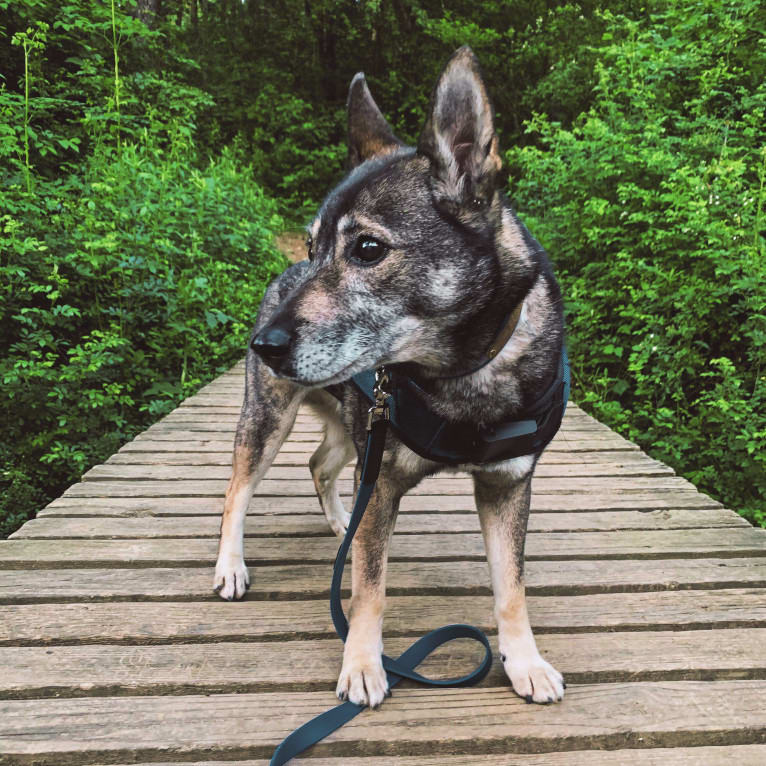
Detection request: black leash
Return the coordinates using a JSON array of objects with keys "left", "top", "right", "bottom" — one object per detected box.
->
[{"left": 269, "top": 369, "right": 493, "bottom": 765}]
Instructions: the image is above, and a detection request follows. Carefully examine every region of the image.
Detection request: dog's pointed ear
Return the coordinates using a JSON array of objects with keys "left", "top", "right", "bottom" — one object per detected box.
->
[
  {"left": 418, "top": 46, "right": 502, "bottom": 208},
  {"left": 347, "top": 72, "right": 403, "bottom": 168}
]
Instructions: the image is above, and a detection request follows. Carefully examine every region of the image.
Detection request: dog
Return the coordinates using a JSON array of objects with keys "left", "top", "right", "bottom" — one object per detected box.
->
[{"left": 214, "top": 46, "right": 566, "bottom": 708}]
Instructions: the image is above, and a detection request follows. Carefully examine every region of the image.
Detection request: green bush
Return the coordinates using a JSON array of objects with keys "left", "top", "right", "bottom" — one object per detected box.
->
[
  {"left": 0, "top": 1, "right": 287, "bottom": 537},
  {"left": 508, "top": 0, "right": 766, "bottom": 525},
  {"left": 1, "top": 137, "right": 286, "bottom": 538}
]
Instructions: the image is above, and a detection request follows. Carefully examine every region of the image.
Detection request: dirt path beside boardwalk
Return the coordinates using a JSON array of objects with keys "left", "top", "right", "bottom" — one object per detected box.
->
[{"left": 276, "top": 231, "right": 307, "bottom": 264}]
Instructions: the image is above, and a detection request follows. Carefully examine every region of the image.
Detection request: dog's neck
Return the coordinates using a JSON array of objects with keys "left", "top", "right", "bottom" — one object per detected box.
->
[
  {"left": 429, "top": 299, "right": 525, "bottom": 381},
  {"left": 407, "top": 197, "right": 537, "bottom": 385}
]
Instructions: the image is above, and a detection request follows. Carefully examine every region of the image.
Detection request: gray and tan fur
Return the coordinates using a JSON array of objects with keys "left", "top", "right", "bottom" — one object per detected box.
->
[{"left": 214, "top": 46, "right": 565, "bottom": 707}]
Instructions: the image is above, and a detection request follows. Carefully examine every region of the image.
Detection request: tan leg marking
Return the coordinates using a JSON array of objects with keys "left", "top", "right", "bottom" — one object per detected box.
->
[
  {"left": 475, "top": 472, "right": 565, "bottom": 704},
  {"left": 214, "top": 394, "right": 303, "bottom": 600},
  {"left": 335, "top": 464, "right": 402, "bottom": 708}
]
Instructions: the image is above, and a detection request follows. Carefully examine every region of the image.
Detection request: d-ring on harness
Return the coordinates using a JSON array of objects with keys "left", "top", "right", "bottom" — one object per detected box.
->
[{"left": 270, "top": 347, "right": 570, "bottom": 764}]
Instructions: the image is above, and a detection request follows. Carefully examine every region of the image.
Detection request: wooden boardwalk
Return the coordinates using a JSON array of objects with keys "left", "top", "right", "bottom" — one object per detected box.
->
[{"left": 2, "top": 359, "right": 766, "bottom": 765}]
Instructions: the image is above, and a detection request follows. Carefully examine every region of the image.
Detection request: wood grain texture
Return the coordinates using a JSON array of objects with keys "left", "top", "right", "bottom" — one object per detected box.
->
[
  {"left": 3, "top": 557, "right": 766, "bottom": 603},
  {"left": 2, "top": 359, "right": 763, "bottom": 765},
  {"left": 2, "top": 589, "right": 766, "bottom": 645},
  {"left": 3, "top": 628, "right": 765, "bottom": 698},
  {"left": 60, "top": 475, "right": 699, "bottom": 497},
  {"left": 76, "top": 746, "right": 766, "bottom": 766},
  {"left": 119, "top": 434, "right": 643, "bottom": 451},
  {"left": 2, "top": 681, "right": 766, "bottom": 763},
  {"left": 81, "top": 459, "right": 675, "bottom": 481},
  {"left": 39, "top": 491, "right": 723, "bottom": 515},
  {"left": 102, "top": 448, "right": 673, "bottom": 466},
  {"left": 3, "top": 527, "right": 765, "bottom": 568},
  {"left": 11, "top": 507, "right": 746, "bottom": 540}
]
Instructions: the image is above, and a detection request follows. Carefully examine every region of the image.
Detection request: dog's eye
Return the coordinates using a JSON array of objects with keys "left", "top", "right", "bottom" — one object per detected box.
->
[
  {"left": 305, "top": 235, "right": 314, "bottom": 262},
  {"left": 351, "top": 236, "right": 388, "bottom": 265}
]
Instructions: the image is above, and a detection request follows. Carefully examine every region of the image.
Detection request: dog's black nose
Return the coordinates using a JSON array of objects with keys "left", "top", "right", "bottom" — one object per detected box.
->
[{"left": 251, "top": 323, "right": 294, "bottom": 369}]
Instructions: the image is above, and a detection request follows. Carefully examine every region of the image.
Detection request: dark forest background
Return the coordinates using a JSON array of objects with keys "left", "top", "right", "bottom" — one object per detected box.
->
[{"left": 1, "top": 0, "right": 764, "bottom": 536}]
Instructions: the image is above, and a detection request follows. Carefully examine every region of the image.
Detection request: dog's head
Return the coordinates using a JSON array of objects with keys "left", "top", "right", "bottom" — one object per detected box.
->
[{"left": 253, "top": 46, "right": 536, "bottom": 386}]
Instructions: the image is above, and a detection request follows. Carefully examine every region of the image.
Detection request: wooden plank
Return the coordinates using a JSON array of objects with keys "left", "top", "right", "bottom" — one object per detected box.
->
[
  {"left": 2, "top": 590, "right": 766, "bottom": 644},
  {"left": 11, "top": 508, "right": 748, "bottom": 540},
  {"left": 2, "top": 681, "right": 766, "bottom": 763},
  {"left": 3, "top": 557, "right": 766, "bottom": 603},
  {"left": 3, "top": 628, "right": 766, "bottom": 699},
  {"left": 141, "top": 423, "right": 613, "bottom": 439},
  {"left": 3, "top": 528, "right": 765, "bottom": 568},
  {"left": 120, "top": 435, "right": 642, "bottom": 452},
  {"left": 103, "top": 449, "right": 672, "bottom": 467},
  {"left": 132, "top": 426, "right": 633, "bottom": 441},
  {"left": 154, "top": 415, "right": 610, "bottom": 432},
  {"left": 60, "top": 475, "right": 698, "bottom": 497},
  {"left": 162, "top": 411, "right": 605, "bottom": 425},
  {"left": 39, "top": 491, "right": 723, "bottom": 516},
  {"left": 74, "top": 746, "right": 766, "bottom": 766},
  {"left": 81, "top": 460, "right": 674, "bottom": 482}
]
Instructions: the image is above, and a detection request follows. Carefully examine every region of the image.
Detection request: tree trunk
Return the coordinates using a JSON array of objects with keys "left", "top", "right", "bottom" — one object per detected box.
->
[{"left": 135, "top": 0, "right": 158, "bottom": 27}]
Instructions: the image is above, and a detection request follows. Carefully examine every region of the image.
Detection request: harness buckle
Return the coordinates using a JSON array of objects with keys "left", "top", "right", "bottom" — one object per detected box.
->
[{"left": 367, "top": 367, "right": 391, "bottom": 430}]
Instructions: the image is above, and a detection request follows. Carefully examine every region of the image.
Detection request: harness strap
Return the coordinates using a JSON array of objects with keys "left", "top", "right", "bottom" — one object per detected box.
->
[
  {"left": 269, "top": 416, "right": 493, "bottom": 766},
  {"left": 352, "top": 346, "right": 570, "bottom": 466}
]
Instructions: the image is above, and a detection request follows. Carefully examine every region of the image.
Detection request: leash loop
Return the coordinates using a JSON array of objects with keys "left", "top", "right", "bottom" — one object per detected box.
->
[{"left": 269, "top": 367, "right": 493, "bottom": 765}]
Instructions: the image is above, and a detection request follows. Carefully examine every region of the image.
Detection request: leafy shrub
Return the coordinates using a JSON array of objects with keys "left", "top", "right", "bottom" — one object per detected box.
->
[
  {"left": 1, "top": 136, "right": 286, "bottom": 537},
  {"left": 508, "top": 0, "right": 766, "bottom": 525},
  {"left": 0, "top": 1, "right": 287, "bottom": 537}
]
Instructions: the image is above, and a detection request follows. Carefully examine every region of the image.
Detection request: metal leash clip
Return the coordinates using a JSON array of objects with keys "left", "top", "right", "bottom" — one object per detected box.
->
[{"left": 366, "top": 367, "right": 391, "bottom": 430}]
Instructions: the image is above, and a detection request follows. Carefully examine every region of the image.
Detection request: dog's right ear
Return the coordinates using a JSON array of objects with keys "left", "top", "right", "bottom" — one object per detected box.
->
[{"left": 347, "top": 73, "right": 403, "bottom": 168}]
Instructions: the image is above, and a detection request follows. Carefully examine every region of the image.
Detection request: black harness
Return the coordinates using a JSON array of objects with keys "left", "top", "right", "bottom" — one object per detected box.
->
[{"left": 351, "top": 346, "right": 570, "bottom": 465}]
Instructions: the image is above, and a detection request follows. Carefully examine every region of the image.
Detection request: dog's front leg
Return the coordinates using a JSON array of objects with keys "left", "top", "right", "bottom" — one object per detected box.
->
[
  {"left": 214, "top": 357, "right": 303, "bottom": 600},
  {"left": 473, "top": 468, "right": 565, "bottom": 704},
  {"left": 335, "top": 466, "right": 402, "bottom": 708}
]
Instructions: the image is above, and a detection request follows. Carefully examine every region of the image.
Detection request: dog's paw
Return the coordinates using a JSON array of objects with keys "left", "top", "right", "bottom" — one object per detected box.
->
[
  {"left": 502, "top": 651, "right": 565, "bottom": 704},
  {"left": 336, "top": 649, "right": 389, "bottom": 708},
  {"left": 326, "top": 508, "right": 350, "bottom": 538},
  {"left": 213, "top": 555, "right": 250, "bottom": 601}
]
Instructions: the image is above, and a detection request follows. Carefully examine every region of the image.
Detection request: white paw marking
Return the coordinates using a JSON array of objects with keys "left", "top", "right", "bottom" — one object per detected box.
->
[
  {"left": 502, "top": 651, "right": 565, "bottom": 704},
  {"left": 213, "top": 555, "right": 250, "bottom": 601},
  {"left": 324, "top": 503, "right": 350, "bottom": 537},
  {"left": 336, "top": 648, "right": 389, "bottom": 708}
]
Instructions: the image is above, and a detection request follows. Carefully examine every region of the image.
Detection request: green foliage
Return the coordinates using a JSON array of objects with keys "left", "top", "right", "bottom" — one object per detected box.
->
[
  {"left": 508, "top": 0, "right": 766, "bottom": 525},
  {"left": 2, "top": 0, "right": 763, "bottom": 535},
  {"left": 0, "top": 0, "right": 286, "bottom": 537},
  {"left": 179, "top": 0, "right": 613, "bottom": 222}
]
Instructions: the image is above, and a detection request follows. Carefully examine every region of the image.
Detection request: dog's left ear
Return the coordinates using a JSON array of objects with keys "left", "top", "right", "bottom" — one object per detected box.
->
[
  {"left": 347, "top": 73, "right": 404, "bottom": 168},
  {"left": 418, "top": 46, "right": 502, "bottom": 209}
]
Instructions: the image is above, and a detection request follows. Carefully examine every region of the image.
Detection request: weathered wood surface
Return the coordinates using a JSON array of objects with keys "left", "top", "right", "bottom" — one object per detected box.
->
[
  {"left": 11, "top": 507, "right": 748, "bottom": 538},
  {"left": 3, "top": 682, "right": 766, "bottom": 763},
  {"left": 4, "top": 558, "right": 766, "bottom": 603},
  {"left": 82, "top": 458, "right": 676, "bottom": 480},
  {"left": 65, "top": 747, "right": 766, "bottom": 766},
  {"left": 3, "top": 589, "right": 766, "bottom": 646},
  {"left": 2, "top": 360, "right": 766, "bottom": 766},
  {"left": 101, "top": 448, "right": 674, "bottom": 465},
  {"left": 4, "top": 628, "right": 766, "bottom": 698},
  {"left": 39, "top": 490, "right": 723, "bottom": 514}
]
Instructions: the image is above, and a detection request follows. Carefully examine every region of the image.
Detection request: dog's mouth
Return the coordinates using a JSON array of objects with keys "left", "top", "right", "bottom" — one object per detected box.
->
[{"left": 280, "top": 353, "right": 374, "bottom": 389}]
